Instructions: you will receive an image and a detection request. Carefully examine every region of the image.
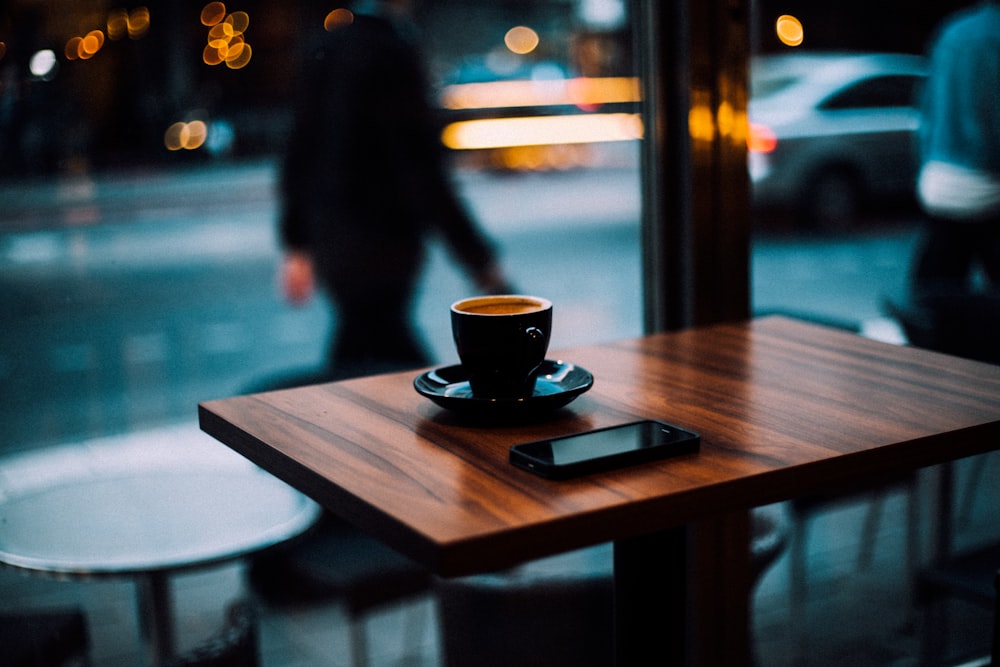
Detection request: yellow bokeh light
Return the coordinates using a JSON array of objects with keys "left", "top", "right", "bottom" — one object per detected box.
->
[
  {"left": 441, "top": 76, "right": 641, "bottom": 111},
  {"left": 775, "top": 14, "right": 803, "bottom": 47},
  {"left": 202, "top": 6, "right": 251, "bottom": 68},
  {"left": 81, "top": 30, "right": 105, "bottom": 56},
  {"left": 185, "top": 120, "right": 208, "bottom": 149},
  {"left": 165, "top": 122, "right": 187, "bottom": 151},
  {"left": 65, "top": 36, "right": 82, "bottom": 61},
  {"left": 442, "top": 113, "right": 642, "bottom": 150},
  {"left": 324, "top": 8, "right": 354, "bottom": 31},
  {"left": 688, "top": 104, "right": 715, "bottom": 143},
  {"left": 165, "top": 120, "right": 209, "bottom": 151},
  {"left": 224, "top": 41, "right": 245, "bottom": 62},
  {"left": 107, "top": 9, "right": 128, "bottom": 40},
  {"left": 226, "top": 43, "right": 251, "bottom": 69},
  {"left": 201, "top": 2, "right": 227, "bottom": 26},
  {"left": 0, "top": 42, "right": 6, "bottom": 62},
  {"left": 225, "top": 11, "right": 249, "bottom": 34},
  {"left": 128, "top": 7, "right": 150, "bottom": 39},
  {"left": 203, "top": 43, "right": 225, "bottom": 65},
  {"left": 716, "top": 101, "right": 736, "bottom": 138},
  {"left": 209, "top": 22, "right": 234, "bottom": 41},
  {"left": 504, "top": 26, "right": 539, "bottom": 55}
]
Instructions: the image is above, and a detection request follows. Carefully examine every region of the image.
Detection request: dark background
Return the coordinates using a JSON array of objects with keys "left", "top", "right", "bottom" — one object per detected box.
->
[{"left": 0, "top": 0, "right": 975, "bottom": 177}]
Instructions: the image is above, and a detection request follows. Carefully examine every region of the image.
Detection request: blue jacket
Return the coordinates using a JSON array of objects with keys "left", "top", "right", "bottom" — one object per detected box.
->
[{"left": 920, "top": 1, "right": 1000, "bottom": 173}]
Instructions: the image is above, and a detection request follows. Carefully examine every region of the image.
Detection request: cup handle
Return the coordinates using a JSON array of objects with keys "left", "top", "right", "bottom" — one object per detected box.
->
[{"left": 524, "top": 327, "right": 547, "bottom": 365}]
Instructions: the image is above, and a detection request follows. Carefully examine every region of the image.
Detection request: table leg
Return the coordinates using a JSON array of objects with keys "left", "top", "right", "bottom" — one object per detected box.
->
[
  {"left": 136, "top": 571, "right": 176, "bottom": 666},
  {"left": 613, "top": 513, "right": 751, "bottom": 667},
  {"left": 614, "top": 526, "right": 688, "bottom": 666}
]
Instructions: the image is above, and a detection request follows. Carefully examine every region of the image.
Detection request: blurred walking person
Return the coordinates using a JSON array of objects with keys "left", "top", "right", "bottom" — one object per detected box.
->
[{"left": 279, "top": 0, "right": 511, "bottom": 381}]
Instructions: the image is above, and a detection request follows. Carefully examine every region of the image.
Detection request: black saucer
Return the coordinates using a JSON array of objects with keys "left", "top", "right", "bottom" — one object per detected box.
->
[{"left": 413, "top": 360, "right": 593, "bottom": 418}]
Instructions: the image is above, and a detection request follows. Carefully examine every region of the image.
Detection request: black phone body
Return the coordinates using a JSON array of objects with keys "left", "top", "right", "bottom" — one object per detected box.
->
[{"left": 509, "top": 419, "right": 700, "bottom": 480}]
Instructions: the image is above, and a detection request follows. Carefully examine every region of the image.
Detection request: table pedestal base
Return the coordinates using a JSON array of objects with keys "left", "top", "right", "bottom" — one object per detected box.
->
[{"left": 614, "top": 512, "right": 751, "bottom": 667}]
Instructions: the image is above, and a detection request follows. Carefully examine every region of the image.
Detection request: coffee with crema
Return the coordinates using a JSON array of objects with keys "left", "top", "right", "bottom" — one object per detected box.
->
[{"left": 457, "top": 300, "right": 545, "bottom": 315}]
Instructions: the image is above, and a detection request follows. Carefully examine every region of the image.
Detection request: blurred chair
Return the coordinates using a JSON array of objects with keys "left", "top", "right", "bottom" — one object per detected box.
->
[
  {"left": 884, "top": 294, "right": 1000, "bottom": 664},
  {"left": 248, "top": 513, "right": 433, "bottom": 667},
  {"left": 243, "top": 370, "right": 435, "bottom": 667},
  {"left": 165, "top": 601, "right": 258, "bottom": 667},
  {"left": 915, "top": 543, "right": 1000, "bottom": 665},
  {"left": 436, "top": 545, "right": 614, "bottom": 667},
  {"left": 913, "top": 457, "right": 1000, "bottom": 666},
  {"left": 787, "top": 473, "right": 921, "bottom": 667},
  {"left": 436, "top": 508, "right": 787, "bottom": 667},
  {"left": 0, "top": 607, "right": 90, "bottom": 667},
  {"left": 769, "top": 311, "right": 922, "bottom": 660},
  {"left": 788, "top": 470, "right": 921, "bottom": 642}
]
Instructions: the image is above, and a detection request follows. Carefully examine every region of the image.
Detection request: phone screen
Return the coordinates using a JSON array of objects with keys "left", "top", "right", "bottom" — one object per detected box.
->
[{"left": 510, "top": 420, "right": 700, "bottom": 479}]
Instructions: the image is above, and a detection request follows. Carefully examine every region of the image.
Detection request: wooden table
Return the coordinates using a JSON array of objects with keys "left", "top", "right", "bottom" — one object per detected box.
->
[{"left": 199, "top": 316, "right": 1000, "bottom": 665}]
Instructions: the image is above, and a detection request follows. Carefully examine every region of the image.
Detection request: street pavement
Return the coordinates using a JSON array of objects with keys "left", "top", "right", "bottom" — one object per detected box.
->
[{"left": 0, "top": 159, "right": 920, "bottom": 453}]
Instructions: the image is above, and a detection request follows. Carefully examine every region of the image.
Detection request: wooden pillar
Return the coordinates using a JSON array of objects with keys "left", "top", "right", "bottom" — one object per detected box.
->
[{"left": 634, "top": 0, "right": 752, "bottom": 332}]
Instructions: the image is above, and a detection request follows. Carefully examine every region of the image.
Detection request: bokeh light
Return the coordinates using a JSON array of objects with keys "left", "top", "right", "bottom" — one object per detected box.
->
[
  {"left": 226, "top": 11, "right": 249, "bottom": 34},
  {"left": 65, "top": 28, "right": 112, "bottom": 61},
  {"left": 105, "top": 7, "right": 149, "bottom": 41},
  {"left": 202, "top": 3, "right": 252, "bottom": 69},
  {"left": 504, "top": 26, "right": 540, "bottom": 55},
  {"left": 775, "top": 14, "right": 804, "bottom": 47},
  {"left": 324, "top": 8, "right": 354, "bottom": 31},
  {"left": 29, "top": 50, "right": 58, "bottom": 80},
  {"left": 442, "top": 113, "right": 642, "bottom": 150},
  {"left": 65, "top": 37, "right": 83, "bottom": 61},
  {"left": 128, "top": 7, "right": 151, "bottom": 39},
  {"left": 201, "top": 2, "right": 227, "bottom": 26},
  {"left": 81, "top": 30, "right": 105, "bottom": 56},
  {"left": 107, "top": 8, "right": 129, "bottom": 40},
  {"left": 164, "top": 120, "right": 209, "bottom": 151},
  {"left": 441, "top": 76, "right": 640, "bottom": 111}
]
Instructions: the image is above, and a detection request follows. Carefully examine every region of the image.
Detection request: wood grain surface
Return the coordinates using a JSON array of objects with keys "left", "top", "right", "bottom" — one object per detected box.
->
[{"left": 199, "top": 316, "right": 1000, "bottom": 576}]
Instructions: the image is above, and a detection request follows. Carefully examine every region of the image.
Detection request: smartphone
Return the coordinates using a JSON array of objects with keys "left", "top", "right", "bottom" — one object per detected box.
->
[{"left": 509, "top": 419, "right": 700, "bottom": 480}]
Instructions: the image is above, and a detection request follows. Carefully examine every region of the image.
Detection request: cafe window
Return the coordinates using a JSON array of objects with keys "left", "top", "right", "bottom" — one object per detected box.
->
[
  {"left": 747, "top": 2, "right": 964, "bottom": 337},
  {"left": 4, "top": 1, "right": 999, "bottom": 665},
  {"left": 0, "top": 0, "right": 644, "bottom": 454},
  {"left": 0, "top": 0, "right": 982, "bottom": 446}
]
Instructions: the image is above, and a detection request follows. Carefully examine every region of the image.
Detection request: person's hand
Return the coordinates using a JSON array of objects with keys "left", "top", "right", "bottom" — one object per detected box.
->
[{"left": 282, "top": 251, "right": 315, "bottom": 304}]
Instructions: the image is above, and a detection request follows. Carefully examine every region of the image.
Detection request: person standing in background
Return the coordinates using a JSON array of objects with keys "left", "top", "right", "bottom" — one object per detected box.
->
[
  {"left": 279, "top": 0, "right": 512, "bottom": 381},
  {"left": 909, "top": 0, "right": 1000, "bottom": 297},
  {"left": 889, "top": 1, "right": 1000, "bottom": 363}
]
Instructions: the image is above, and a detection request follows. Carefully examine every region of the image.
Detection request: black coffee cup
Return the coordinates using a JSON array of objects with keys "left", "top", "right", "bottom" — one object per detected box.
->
[{"left": 451, "top": 295, "right": 553, "bottom": 398}]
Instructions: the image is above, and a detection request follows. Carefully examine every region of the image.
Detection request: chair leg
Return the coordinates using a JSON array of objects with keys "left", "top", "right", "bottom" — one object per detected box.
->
[
  {"left": 349, "top": 618, "right": 369, "bottom": 667},
  {"left": 905, "top": 477, "right": 921, "bottom": 605},
  {"left": 992, "top": 570, "right": 999, "bottom": 667},
  {"left": 789, "top": 511, "right": 810, "bottom": 666},
  {"left": 400, "top": 599, "right": 427, "bottom": 658},
  {"left": 347, "top": 600, "right": 427, "bottom": 667},
  {"left": 857, "top": 493, "right": 886, "bottom": 569}
]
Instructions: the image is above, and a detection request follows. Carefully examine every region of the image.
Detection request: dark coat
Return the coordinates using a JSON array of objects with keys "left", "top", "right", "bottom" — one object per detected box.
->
[{"left": 280, "top": 12, "right": 496, "bottom": 286}]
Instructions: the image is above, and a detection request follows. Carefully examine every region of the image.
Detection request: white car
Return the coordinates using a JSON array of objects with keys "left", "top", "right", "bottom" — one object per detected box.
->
[{"left": 748, "top": 52, "right": 927, "bottom": 228}]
